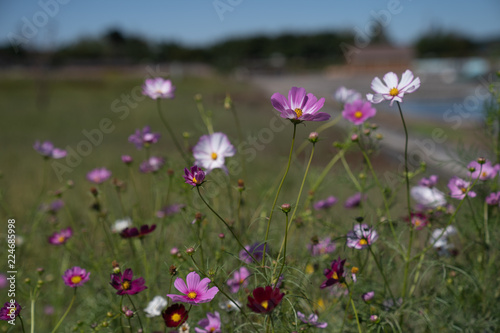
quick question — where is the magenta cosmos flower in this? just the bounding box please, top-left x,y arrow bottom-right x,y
110,268 -> 147,295
366,70 -> 420,106
239,242 -> 268,264
167,272 -> 219,305
346,224 -> 378,249
467,159 -> 499,180
62,266 -> 90,288
0,301 -> 21,321
143,77 -> 175,99
344,192 -> 365,208
195,311 -> 222,333
247,286 -> 284,314
129,126 -> 161,149
48,227 -> 73,245
320,257 -> 346,289
183,165 -> 206,187
227,267 -> 250,293
297,311 -> 328,328
342,99 -> 377,125
87,167 -> 112,184
448,176 -> 476,200
419,175 -> 438,188
313,196 -> 337,210
33,140 -> 67,159
307,237 -> 336,256
271,87 -> 330,123
408,212 -> 429,230
139,156 -> 165,173
193,132 -> 236,173
486,192 -> 500,205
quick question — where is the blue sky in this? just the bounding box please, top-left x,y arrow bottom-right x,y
1,0 -> 499,49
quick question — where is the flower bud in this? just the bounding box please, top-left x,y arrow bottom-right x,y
363,129 -> 371,136
351,134 -> 359,142
167,168 -> 174,177
477,157 -> 486,165
186,247 -> 195,255
125,310 -> 134,318
218,233 -> 225,239
237,179 -> 245,191
370,315 -> 379,323
194,94 -> 202,102
280,203 -> 291,213
224,94 -> 232,110
308,132 -> 319,143
169,265 -> 178,276
121,155 -> 133,165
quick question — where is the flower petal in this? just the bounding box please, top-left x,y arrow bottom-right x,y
288,87 -> 307,110
271,93 -> 289,113
186,271 -> 201,290
370,77 -> 388,94
382,72 -> 399,88
174,277 -> 189,294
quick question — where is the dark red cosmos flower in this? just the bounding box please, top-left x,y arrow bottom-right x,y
110,268 -> 147,295
320,257 -> 346,289
0,301 -> 21,321
120,224 -> 156,239
162,303 -> 188,328
247,286 -> 284,314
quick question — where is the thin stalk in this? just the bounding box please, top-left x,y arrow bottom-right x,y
340,154 -> 363,192
368,246 -> 395,301
197,218 -> 205,266
339,297 -> 350,333
157,99 -> 190,164
30,291 -> 35,333
229,102 -> 247,180
196,187 -> 257,264
276,212 -> 289,280
262,123 -> 297,266
126,294 -> 144,332
238,190 -> 244,237
195,97 -> 214,134
347,286 -> 363,333
119,296 -> 125,333
51,288 -> 76,333
484,201 -> 490,248
19,315 -> 26,333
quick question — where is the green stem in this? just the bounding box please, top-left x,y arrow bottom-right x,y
262,123 -> 297,266
30,291 -> 35,333
347,286 -> 362,333
305,150 -> 344,209
51,288 -> 76,333
340,154 -> 362,192
484,201 -> 490,248
368,245 -> 395,301
230,103 -> 247,180
126,294 -> 144,332
276,212 -> 289,281
197,217 -> 205,266
339,296 -> 350,333
195,97 -> 214,135
19,315 -> 26,333
119,296 -> 125,333
157,99 -> 190,164
196,187 -> 257,264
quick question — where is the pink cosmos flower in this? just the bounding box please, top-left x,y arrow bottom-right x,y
183,165 -> 206,187
167,272 -> 219,305
408,212 -> 429,230
344,192 -> 365,208
194,311 -> 222,333
313,196 -> 337,210
110,268 -> 147,295
342,100 -> 377,125
486,192 -> 500,205
307,237 -> 336,256
297,311 -> 328,328
193,132 -> 236,173
128,126 -> 161,149
419,175 -> 438,188
333,87 -> 361,105
139,156 -> 165,173
271,87 -> 330,123
48,227 -> 73,245
366,70 -> 420,106
227,267 -> 250,293
448,176 -> 476,200
86,167 -> 112,184
62,266 -> 90,288
467,160 -> 499,180
362,291 -> 375,302
142,78 -> 175,99
33,140 -> 67,159
346,224 -> 378,249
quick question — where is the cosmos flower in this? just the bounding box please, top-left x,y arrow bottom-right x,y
139,156 -> 165,173
183,165 -> 206,187
344,193 -> 365,208
271,87 -> 330,123
239,243 -> 268,264
467,160 -> 499,180
307,237 -> 336,256
33,140 -> 67,159
346,224 -> 378,250
362,291 -> 375,302
333,87 -> 362,105
313,196 -> 337,210
119,224 -> 156,239
342,99 -> 377,125
0,301 -> 21,321
194,311 -> 222,333
62,266 -> 90,288
419,175 -> 438,188
110,268 -> 147,295
219,300 -> 241,312
121,155 -> 133,165
247,286 -> 284,314
111,218 -> 133,233
430,226 -> 456,249
144,296 -> 168,318
86,168 -> 112,184
167,272 -> 219,305
162,303 -> 188,328
40,199 -> 65,214
448,176 -> 476,200
193,133 -> 236,173
408,212 -> 429,230
366,70 -> 421,106
156,204 -> 186,218
143,77 -> 175,100
297,311 -> 328,328
48,227 -> 73,245
486,192 -> 500,205
320,257 -> 346,289
410,186 -> 446,208
128,126 -> 161,149
226,267 -> 250,293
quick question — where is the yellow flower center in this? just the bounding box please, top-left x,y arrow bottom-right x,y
359,239 -> 368,245
332,271 -> 339,280
239,279 -> 244,284
389,87 -> 399,96
58,236 -> 66,243
481,171 -> 487,177
192,176 -> 197,184
305,264 -> 314,274
354,111 -> 363,119
187,291 -> 197,299
211,152 -> 218,160
351,267 -> 359,274
122,281 -> 131,290
171,313 -> 181,322
414,219 -> 421,227
70,276 -> 82,284
294,108 -> 303,118
261,300 -> 269,309
461,188 -> 467,193
210,328 -> 216,332
9,308 -> 15,315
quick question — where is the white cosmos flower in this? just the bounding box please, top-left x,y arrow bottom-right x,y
366,70 -> 420,106
144,296 -> 167,318
193,132 -> 236,173
111,218 -> 132,233
334,86 -> 361,104
410,186 -> 446,208
430,226 -> 456,249
219,300 -> 241,312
